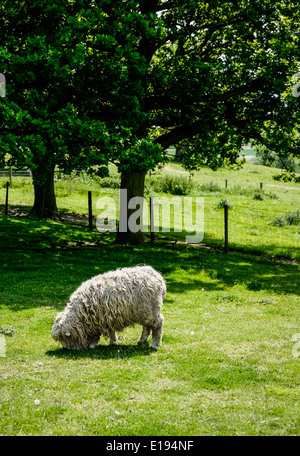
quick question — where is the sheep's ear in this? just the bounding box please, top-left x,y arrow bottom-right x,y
65,332 -> 71,337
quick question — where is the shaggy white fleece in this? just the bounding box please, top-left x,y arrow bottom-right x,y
51,265 -> 166,350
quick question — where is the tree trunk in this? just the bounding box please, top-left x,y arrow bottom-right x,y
30,166 -> 58,219
115,171 -> 146,245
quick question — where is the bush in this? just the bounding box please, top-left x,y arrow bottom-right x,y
272,216 -> 287,227
217,197 -> 233,209
200,181 -> 221,193
285,211 -> 300,226
148,175 -> 194,195
271,211 -> 300,227
97,177 -> 120,188
253,192 -> 264,200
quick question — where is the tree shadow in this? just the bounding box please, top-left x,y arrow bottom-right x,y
0,211 -> 299,316
46,342 -> 154,360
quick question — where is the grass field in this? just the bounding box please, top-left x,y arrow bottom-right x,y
0,161 -> 299,436
1,161 -> 299,259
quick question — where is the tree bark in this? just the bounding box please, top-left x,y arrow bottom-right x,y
30,165 -> 58,219
115,171 -> 146,245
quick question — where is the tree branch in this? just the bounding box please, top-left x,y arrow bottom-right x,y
153,119 -> 206,149
208,76 -> 267,103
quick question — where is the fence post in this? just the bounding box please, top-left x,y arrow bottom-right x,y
224,204 -> 229,253
150,197 -> 154,243
225,179 -> 228,189
88,191 -> 93,230
5,182 -> 9,215
260,182 -> 263,190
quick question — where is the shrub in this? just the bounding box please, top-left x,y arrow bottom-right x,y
97,177 -> 120,188
253,192 -> 264,200
271,211 -> 300,227
272,216 -> 287,227
285,210 -> 300,226
200,181 -> 221,193
217,197 -> 233,209
148,175 -> 194,195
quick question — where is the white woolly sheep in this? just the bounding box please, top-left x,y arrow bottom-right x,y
51,265 -> 166,350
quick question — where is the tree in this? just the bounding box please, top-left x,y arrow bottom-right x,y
0,1 -> 110,217
71,0 -> 300,244
1,1 -> 299,238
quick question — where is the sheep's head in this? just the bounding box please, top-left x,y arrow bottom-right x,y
51,311 -> 99,350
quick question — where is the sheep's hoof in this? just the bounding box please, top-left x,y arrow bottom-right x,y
150,343 -> 160,350
137,339 -> 148,345
89,343 -> 98,349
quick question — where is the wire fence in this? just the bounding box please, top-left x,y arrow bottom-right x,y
1,177 -> 299,259
198,202 -> 299,258
144,196 -> 299,259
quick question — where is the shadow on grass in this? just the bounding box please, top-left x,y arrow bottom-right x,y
46,342 -> 154,360
0,212 -> 299,315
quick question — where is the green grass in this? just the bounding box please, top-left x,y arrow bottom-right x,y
0,213 -> 299,436
152,163 -> 299,259
1,161 -> 299,259
0,161 -> 299,435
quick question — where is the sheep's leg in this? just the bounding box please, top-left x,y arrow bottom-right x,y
151,314 -> 164,349
109,329 -> 118,345
138,325 -> 151,344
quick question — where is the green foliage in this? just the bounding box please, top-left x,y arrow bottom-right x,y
1,1 -> 300,233
147,175 -> 194,195
286,211 -> 300,225
1,159 -> 299,257
217,197 -> 233,209
256,145 -> 300,172
272,211 -> 300,227
118,139 -> 164,174
273,172 -> 300,183
1,0 -> 300,181
0,2 -> 112,184
253,192 -> 264,201
271,216 -> 287,227
199,181 -> 222,193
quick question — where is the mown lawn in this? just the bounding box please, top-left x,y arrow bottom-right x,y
0,214 -> 299,436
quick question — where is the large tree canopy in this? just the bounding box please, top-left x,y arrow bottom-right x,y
1,0 -> 299,241
0,1 -> 114,216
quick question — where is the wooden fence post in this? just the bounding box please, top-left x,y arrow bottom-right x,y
88,191 -> 93,230
224,204 -> 229,253
150,197 -> 154,242
5,182 -> 9,215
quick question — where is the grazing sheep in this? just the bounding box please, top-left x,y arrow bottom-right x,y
51,265 -> 166,350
